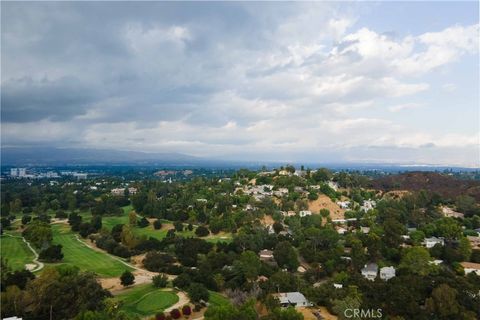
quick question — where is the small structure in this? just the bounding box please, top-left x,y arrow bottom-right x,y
360,227 -> 370,234
360,200 -> 376,212
333,283 -> 343,289
467,236 -> 480,249
274,292 -> 313,308
337,201 -> 351,209
423,237 -> 445,248
259,249 -> 275,263
336,227 -> 347,235
429,259 -> 444,266
111,188 -> 125,196
379,266 -> 396,281
460,262 -> 480,276
361,263 -> 378,281
128,187 -> 138,195
299,210 -> 312,217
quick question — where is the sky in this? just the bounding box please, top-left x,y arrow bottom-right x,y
1,1 -> 479,166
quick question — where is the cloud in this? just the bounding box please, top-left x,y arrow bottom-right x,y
1,2 -> 478,166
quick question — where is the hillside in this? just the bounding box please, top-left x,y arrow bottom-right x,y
371,172 -> 480,201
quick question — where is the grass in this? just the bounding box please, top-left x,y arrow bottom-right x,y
0,235 -> 36,271
209,291 -> 230,307
115,284 -> 179,316
49,224 -> 133,277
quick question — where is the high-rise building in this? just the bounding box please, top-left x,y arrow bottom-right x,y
18,168 -> 27,177
10,168 -> 18,177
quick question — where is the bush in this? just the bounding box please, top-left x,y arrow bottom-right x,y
170,308 -> 181,319
155,312 -> 166,320
152,274 -> 168,288
182,305 -> 192,316
55,210 -> 68,219
21,215 -> 32,225
187,282 -> 209,303
138,217 -> 150,228
120,270 -> 135,287
153,219 -> 162,230
195,226 -> 210,237
173,221 -> 183,232
39,244 -> 64,262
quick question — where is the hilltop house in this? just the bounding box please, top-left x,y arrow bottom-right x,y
259,249 -> 275,265
423,237 -> 445,248
337,201 -> 350,209
379,266 -> 396,281
361,263 -> 378,281
274,292 -> 313,308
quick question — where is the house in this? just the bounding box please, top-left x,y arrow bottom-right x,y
379,266 -> 396,281
310,185 -> 321,190
429,259 -> 444,266
474,228 -> 480,236
128,187 -> 138,195
299,210 -> 312,217
283,211 -> 296,217
196,198 -> 208,203
274,292 -> 313,308
111,188 -> 125,196
328,181 -> 339,191
360,200 -> 376,212
297,266 -> 307,273
337,201 -> 350,209
333,283 -> 343,289
467,236 -> 480,249
259,249 -> 274,262
460,262 -> 480,276
360,226 -> 370,234
441,206 -> 464,218
423,237 -> 445,248
361,263 -> 378,281
336,227 -> 347,235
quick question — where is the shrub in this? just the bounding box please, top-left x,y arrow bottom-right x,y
170,308 -> 181,319
173,221 -> 183,232
152,274 -> 168,288
187,282 -> 209,303
138,217 -> 150,228
195,226 -> 210,237
182,305 -> 192,316
39,244 -> 63,262
153,219 -> 162,230
120,270 -> 135,287
21,215 -> 31,225
155,312 -> 166,320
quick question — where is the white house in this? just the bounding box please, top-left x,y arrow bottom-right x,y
333,283 -> 343,289
274,292 -> 313,308
360,200 -> 376,212
259,249 -> 274,262
337,201 -> 350,209
299,210 -> 312,217
361,263 -> 378,281
360,227 -> 370,234
423,237 -> 445,248
460,262 -> 480,276
379,266 -> 396,281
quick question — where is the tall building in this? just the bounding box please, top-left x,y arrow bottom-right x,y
18,168 -> 27,177
10,168 -> 18,177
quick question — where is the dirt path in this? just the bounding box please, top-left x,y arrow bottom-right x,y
164,291 -> 189,312
4,233 -> 43,272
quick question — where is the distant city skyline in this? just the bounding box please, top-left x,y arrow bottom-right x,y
1,2 -> 479,167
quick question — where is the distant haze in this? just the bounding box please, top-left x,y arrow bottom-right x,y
1,2 -> 479,167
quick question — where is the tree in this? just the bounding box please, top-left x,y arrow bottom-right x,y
195,225 -> 210,237
39,244 -> 63,262
187,282 -> 209,303
274,241 -> 299,271
120,270 -> 135,287
182,305 -> 192,316
174,221 -> 183,232
137,216 -> 149,228
425,284 -> 462,319
399,247 -> 433,276
21,215 -> 31,225
152,274 -> 168,288
435,218 -> 462,240
9,199 -> 22,214
234,250 -> 262,281
153,219 -> 162,230
22,221 -> 52,248
128,211 -> 137,226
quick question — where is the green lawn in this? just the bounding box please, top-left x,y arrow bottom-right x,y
0,235 -> 36,271
115,284 -> 179,316
209,291 -> 230,307
50,224 -> 133,277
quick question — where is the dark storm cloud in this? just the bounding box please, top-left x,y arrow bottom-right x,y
1,76 -> 99,122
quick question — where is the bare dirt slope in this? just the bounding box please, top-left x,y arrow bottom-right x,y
308,194 -> 345,220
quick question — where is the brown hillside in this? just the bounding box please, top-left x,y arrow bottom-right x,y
371,172 -> 480,201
